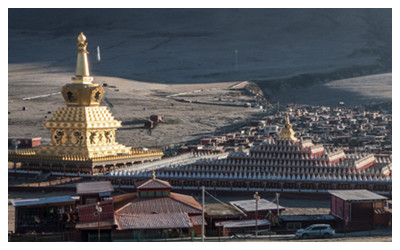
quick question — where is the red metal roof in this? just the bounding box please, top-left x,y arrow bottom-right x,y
112,193 -> 138,211
76,181 -> 114,195
115,212 -> 192,230
170,192 -> 202,211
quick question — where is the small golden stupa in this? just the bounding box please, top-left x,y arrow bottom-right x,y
9,33 -> 163,174
37,32 -> 131,158
278,113 -> 298,141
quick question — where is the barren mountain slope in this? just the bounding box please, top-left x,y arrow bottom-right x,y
9,9 -> 391,84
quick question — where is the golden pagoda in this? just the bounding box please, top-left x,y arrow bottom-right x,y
9,33 -> 163,175
278,113 -> 298,141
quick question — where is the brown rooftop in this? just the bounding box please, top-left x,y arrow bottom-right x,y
115,192 -> 202,215
115,212 -> 192,230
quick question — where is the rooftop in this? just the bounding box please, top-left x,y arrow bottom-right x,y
115,192 -> 202,215
328,189 -> 388,202
76,181 -> 114,195
115,212 -> 192,230
11,195 -> 75,207
230,199 -> 285,212
137,178 -> 172,190
279,214 -> 335,222
205,203 -> 244,218
216,219 -> 270,228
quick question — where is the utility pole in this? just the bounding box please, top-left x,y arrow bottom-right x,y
201,186 -> 205,242
96,202 -> 102,242
234,49 -> 238,71
276,193 -> 280,216
254,192 -> 260,238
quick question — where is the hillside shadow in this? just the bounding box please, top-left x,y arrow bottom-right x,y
8,9 -> 392,108
9,9 -> 391,84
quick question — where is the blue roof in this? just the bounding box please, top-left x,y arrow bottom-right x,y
218,219 -> 270,228
11,195 -> 75,207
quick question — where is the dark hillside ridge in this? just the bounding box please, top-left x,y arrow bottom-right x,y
9,9 -> 391,85
256,64 -> 387,100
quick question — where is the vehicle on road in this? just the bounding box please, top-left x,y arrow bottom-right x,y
295,224 -> 335,239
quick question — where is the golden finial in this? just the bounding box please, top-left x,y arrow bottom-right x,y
76,32 -> 88,54
77,32 -> 86,44
72,32 -> 92,82
152,170 -> 156,180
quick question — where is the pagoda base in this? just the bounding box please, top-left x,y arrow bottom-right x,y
8,148 -> 163,175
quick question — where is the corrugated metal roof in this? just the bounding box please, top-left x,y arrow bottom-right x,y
230,199 -> 285,212
11,195 -> 75,207
76,181 -> 114,195
328,189 -> 388,201
115,212 -> 192,230
218,219 -> 270,228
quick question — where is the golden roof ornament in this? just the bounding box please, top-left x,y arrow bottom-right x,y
278,113 -> 298,141
152,170 -> 156,180
77,32 -> 86,45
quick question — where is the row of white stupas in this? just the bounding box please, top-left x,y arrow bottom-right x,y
111,114 -> 391,187
111,168 -> 391,183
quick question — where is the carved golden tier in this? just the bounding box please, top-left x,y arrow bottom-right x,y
36,105 -> 131,158
62,83 -> 104,107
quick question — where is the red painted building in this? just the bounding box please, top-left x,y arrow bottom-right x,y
75,199 -> 115,241
113,175 -> 205,240
329,189 -> 390,232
